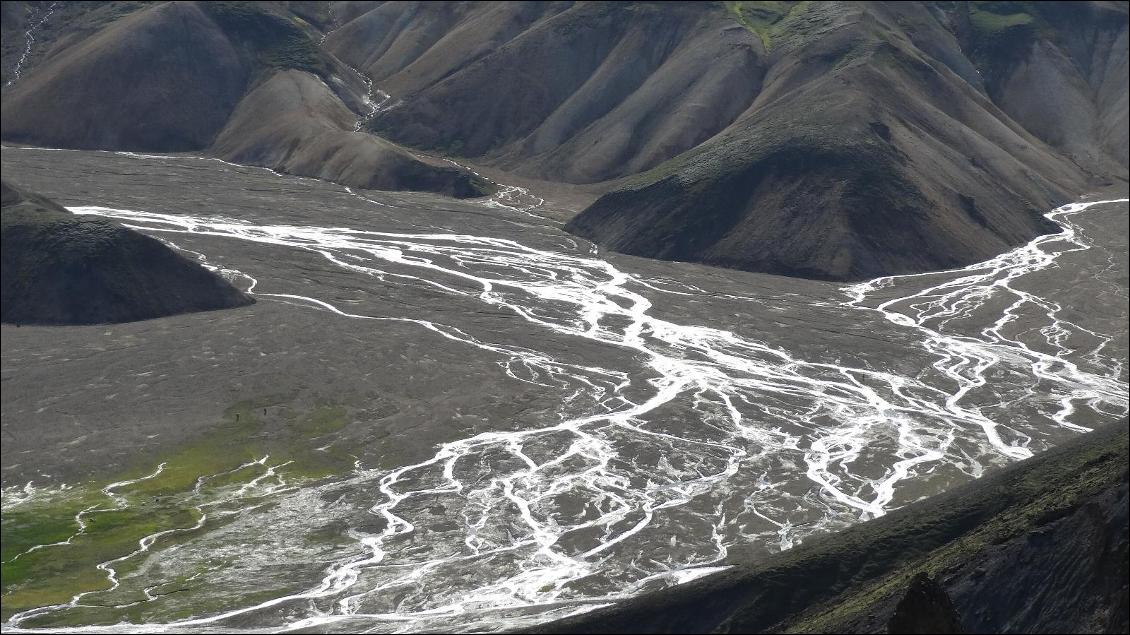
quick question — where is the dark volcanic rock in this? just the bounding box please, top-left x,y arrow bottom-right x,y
946,475 -> 1130,634
1,180 -> 253,325
887,573 -> 963,634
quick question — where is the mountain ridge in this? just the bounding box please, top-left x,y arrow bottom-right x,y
2,1 -> 1127,281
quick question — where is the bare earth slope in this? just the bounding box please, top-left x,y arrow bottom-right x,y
0,179 -> 253,324
1,1 -> 252,151
210,68 -> 492,197
324,1 -> 1128,281
342,2 -> 764,184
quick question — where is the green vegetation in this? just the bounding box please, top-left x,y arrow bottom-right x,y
292,404 -> 350,437
963,1 -> 1042,83
1,397 -> 359,622
723,1 -> 799,51
968,1 -> 1036,36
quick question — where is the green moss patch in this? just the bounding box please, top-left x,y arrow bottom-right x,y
1,397 -> 359,622
724,1 -> 799,51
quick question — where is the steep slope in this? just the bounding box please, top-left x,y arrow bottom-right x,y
1,1 -> 149,88
328,1 -> 1126,281
531,421 -> 1129,634
1,179 -> 254,325
211,68 -> 492,197
3,1 -> 1127,280
1,1 -> 252,150
334,1 -> 764,183
566,2 -> 1124,281
0,1 -> 488,197
958,1 -> 1130,174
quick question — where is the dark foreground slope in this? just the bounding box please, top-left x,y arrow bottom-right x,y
531,422 -> 1129,634
1,180 -> 253,324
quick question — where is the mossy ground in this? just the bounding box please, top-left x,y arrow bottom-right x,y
968,1 -> 1036,36
1,398 -> 359,622
723,1 -> 799,51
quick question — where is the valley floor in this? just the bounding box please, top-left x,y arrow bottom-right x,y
1,146 -> 1127,632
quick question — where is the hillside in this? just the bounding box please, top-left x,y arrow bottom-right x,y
530,421 -> 1129,634
566,2 -> 1128,280
1,179 -> 254,324
328,1 -> 1128,280
2,1 -> 1128,279
0,1 -> 490,198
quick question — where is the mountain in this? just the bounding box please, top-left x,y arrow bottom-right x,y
333,1 -> 762,183
0,1 -> 492,198
564,1 -> 1128,280
530,421 -> 1129,634
340,0 -> 1126,280
2,1 -> 1128,280
1,179 -> 254,324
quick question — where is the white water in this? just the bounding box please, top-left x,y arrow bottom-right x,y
4,2 -> 56,87
2,182 -> 1126,631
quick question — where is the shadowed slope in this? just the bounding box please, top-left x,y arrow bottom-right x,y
1,180 -> 253,325
338,1 -> 764,183
1,1 -> 251,151
211,68 -> 494,198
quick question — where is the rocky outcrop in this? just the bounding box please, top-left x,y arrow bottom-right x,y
1,180 -> 254,325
